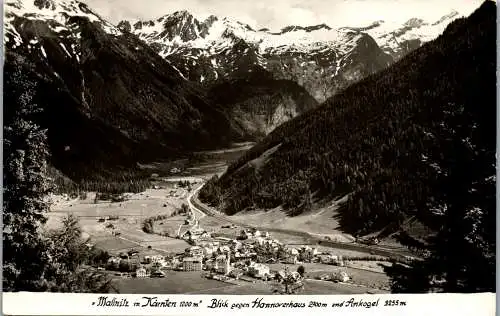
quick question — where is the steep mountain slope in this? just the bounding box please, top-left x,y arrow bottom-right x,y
208,72 -> 318,139
3,0 -> 237,179
199,1 -> 496,240
120,11 -> 461,101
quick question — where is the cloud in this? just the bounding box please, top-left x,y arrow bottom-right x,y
82,0 -> 485,29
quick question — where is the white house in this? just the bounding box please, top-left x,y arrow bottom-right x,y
255,237 -> 265,245
248,263 -> 270,279
287,248 -> 299,256
203,246 -> 216,257
136,267 -> 148,278
150,255 -> 164,264
187,246 -> 204,257
320,254 -> 337,264
333,271 -> 350,282
230,241 -> 242,251
285,254 -> 299,264
215,254 -> 231,275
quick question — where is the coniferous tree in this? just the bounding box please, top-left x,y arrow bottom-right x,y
43,214 -> 113,292
3,56 -> 53,291
3,56 -> 113,293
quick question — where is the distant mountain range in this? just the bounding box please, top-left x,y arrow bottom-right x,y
119,10 -> 462,101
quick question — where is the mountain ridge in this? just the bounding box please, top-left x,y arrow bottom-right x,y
119,9 -> 463,101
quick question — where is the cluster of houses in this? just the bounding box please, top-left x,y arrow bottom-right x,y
104,224 -> 347,283
318,271 -> 350,282
180,227 -> 211,241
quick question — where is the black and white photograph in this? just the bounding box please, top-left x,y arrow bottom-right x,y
2,0 -> 496,302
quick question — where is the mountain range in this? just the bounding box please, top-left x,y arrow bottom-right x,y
119,10 -> 462,101
3,0 -> 466,180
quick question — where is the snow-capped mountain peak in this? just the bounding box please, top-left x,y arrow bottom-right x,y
4,0 -> 122,47
432,10 -> 460,25
117,8 -> 462,101
346,10 -> 463,59
403,18 -> 425,28
118,10 -> 397,101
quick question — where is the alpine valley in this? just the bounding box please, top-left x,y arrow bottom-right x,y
3,0 -> 496,297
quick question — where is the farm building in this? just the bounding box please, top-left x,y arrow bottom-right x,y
248,263 -> 270,279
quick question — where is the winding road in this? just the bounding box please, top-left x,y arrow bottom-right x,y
187,183 -> 207,229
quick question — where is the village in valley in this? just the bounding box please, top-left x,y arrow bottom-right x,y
47,156 -> 393,295
108,223 -> 351,291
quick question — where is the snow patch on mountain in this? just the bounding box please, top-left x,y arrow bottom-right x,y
343,11 -> 462,58
4,0 -> 122,46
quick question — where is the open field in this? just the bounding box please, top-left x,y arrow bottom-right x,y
267,263 -> 390,290
154,214 -> 187,237
93,237 -> 139,252
345,261 -> 392,274
229,197 -> 354,243
114,271 -> 230,294
46,182 -> 193,257
138,142 -> 256,179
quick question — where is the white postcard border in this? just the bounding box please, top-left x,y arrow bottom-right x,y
2,292 -> 496,316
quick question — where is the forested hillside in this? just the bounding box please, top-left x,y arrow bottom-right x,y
200,0 -> 496,242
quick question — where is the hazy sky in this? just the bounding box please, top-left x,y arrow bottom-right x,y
82,0 -> 486,30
